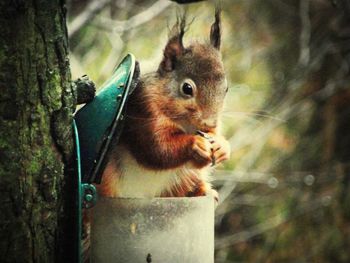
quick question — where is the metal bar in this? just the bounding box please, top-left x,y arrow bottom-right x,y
73,120 -> 82,263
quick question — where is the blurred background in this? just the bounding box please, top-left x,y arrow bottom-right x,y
67,0 -> 350,262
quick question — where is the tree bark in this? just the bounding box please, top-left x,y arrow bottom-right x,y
0,0 -> 75,262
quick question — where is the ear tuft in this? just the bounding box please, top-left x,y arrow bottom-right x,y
158,14 -> 186,73
210,8 -> 221,50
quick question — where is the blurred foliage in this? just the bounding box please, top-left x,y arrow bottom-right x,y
68,0 -> 350,262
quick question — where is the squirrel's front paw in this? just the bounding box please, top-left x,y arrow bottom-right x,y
209,134 -> 231,166
191,135 -> 213,168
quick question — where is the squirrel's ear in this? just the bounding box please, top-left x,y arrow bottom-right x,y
158,16 -> 186,73
210,8 -> 221,50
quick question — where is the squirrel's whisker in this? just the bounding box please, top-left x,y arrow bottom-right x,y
222,111 -> 286,122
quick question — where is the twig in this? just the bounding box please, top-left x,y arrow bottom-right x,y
215,196 -> 332,249
170,0 -> 205,3
68,0 -> 111,38
298,0 -> 311,66
95,0 -> 173,33
217,41 -> 335,205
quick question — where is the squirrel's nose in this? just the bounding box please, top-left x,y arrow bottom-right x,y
201,118 -> 217,129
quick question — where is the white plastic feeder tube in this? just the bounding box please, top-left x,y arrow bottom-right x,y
91,195 -> 214,263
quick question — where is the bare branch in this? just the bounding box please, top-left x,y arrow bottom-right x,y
215,196 -> 333,249
68,0 -> 111,38
170,0 -> 205,3
298,0 -> 311,66
95,0 -> 173,33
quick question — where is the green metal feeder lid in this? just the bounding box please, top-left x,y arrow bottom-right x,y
74,54 -> 137,184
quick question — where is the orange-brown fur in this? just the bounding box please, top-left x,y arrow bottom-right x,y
97,11 -> 229,199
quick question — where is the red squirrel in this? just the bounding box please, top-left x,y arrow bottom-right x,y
97,10 -> 230,199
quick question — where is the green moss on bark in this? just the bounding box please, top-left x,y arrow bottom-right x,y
0,0 -> 75,262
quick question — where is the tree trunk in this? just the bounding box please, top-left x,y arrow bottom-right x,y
0,0 -> 75,262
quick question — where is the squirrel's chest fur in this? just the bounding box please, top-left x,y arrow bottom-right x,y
117,145 -> 178,197
99,122 -> 213,198
114,145 -> 210,198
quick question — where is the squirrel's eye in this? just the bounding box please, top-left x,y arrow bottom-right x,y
182,82 -> 193,96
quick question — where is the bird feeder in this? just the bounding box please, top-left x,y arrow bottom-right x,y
73,54 -> 215,263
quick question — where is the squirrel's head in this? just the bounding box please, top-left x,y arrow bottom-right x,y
157,10 -> 227,133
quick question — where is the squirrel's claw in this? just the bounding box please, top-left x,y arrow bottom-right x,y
192,135 -> 213,167
196,131 -> 231,166
208,134 -> 231,166
209,189 -> 219,204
